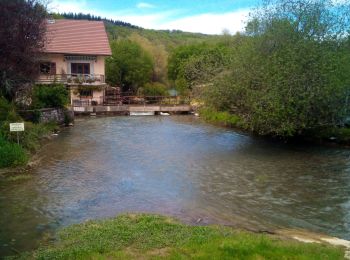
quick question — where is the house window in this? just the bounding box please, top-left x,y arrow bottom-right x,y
79,89 -> 93,98
40,62 -> 56,75
71,63 -> 90,75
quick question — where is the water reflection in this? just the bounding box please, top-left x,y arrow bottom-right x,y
1,116 -> 350,256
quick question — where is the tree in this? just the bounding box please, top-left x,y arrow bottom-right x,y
165,0 -> 350,136
0,0 -> 47,100
168,43 -> 231,95
245,0 -> 350,135
106,40 -> 153,92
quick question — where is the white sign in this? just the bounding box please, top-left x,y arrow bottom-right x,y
10,123 -> 25,132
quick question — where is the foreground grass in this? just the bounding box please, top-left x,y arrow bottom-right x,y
17,214 -> 344,259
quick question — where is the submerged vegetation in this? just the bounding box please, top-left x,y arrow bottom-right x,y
19,214 -> 344,259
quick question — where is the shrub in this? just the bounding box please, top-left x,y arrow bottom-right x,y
20,122 -> 58,152
138,82 -> 168,96
31,84 -> 69,109
0,135 -> 28,168
0,121 -> 58,153
199,108 -> 245,128
0,97 -> 21,122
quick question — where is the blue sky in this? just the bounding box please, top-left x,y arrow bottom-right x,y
48,0 -> 260,34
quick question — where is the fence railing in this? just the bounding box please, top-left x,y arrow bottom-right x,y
72,95 -> 191,107
36,74 -> 105,84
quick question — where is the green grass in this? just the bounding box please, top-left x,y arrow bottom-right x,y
0,120 -> 59,168
199,108 -> 245,128
17,214 -> 344,260
0,136 -> 28,168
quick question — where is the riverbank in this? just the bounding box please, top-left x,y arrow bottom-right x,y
198,108 -> 350,147
0,122 -> 61,169
16,213 -> 344,259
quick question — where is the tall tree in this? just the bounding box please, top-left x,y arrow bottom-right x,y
0,0 -> 47,100
106,40 -> 153,92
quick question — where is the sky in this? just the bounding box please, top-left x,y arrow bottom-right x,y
48,0 -> 260,35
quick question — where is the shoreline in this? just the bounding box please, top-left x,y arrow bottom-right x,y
14,213 -> 348,259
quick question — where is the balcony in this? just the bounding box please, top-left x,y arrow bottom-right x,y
36,74 -> 106,85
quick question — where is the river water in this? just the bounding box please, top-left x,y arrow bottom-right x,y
1,116 -> 350,256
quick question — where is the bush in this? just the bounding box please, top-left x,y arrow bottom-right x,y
138,82 -> 168,96
199,108 -> 244,128
0,135 -> 28,168
0,120 -> 58,153
0,97 -> 21,122
20,122 -> 58,152
31,84 -> 69,109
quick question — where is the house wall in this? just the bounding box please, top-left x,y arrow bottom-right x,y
94,56 -> 106,76
70,87 -> 104,105
38,54 -> 107,79
37,54 -> 67,82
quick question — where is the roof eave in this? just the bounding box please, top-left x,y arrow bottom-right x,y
41,51 -> 112,56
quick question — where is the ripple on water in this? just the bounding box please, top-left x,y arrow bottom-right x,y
1,116 -> 350,257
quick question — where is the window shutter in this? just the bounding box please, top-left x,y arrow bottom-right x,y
50,63 -> 56,75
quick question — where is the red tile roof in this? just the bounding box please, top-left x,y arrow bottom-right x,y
43,19 -> 112,56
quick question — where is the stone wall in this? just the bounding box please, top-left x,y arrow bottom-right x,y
19,108 -> 74,125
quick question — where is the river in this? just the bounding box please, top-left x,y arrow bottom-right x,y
1,116 -> 350,256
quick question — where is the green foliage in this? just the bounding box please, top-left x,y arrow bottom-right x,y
0,135 -> 27,168
22,214 -> 344,259
0,96 -> 21,122
0,96 -> 59,168
199,108 -> 245,128
168,42 -> 232,95
31,84 -> 69,109
138,82 -> 168,96
106,40 -> 154,92
20,122 -> 58,152
0,120 -> 58,153
169,0 -> 350,137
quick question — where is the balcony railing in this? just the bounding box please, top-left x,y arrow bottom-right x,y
36,74 -> 105,84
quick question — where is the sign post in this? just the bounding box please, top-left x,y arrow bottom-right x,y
10,123 -> 25,145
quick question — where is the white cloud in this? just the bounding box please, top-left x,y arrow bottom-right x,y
137,2 -> 155,9
47,0 -> 250,35
155,9 -> 250,35
48,0 -> 88,14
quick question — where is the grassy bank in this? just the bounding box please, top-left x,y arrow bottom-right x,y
199,108 -> 350,145
0,89 -> 67,169
199,108 -> 245,128
0,121 -> 59,169
17,214 -> 344,259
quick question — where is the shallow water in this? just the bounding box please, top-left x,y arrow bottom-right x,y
1,116 -> 350,256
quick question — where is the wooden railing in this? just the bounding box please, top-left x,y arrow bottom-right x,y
36,74 -> 105,84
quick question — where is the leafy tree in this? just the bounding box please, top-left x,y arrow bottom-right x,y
168,43 -> 231,95
138,82 -> 168,96
0,0 -> 47,100
106,40 -> 153,92
171,0 -> 350,136
235,0 -> 350,135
